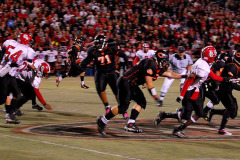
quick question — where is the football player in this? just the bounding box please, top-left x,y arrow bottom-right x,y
0,33 -> 36,123
6,59 -> 52,123
56,37 -> 89,88
133,43 -> 155,89
203,52 -> 232,119
96,50 -> 187,135
154,46 -> 229,138
15,59 -> 52,113
80,35 -> 129,119
206,50 -> 240,135
153,52 -> 232,127
133,43 -> 155,65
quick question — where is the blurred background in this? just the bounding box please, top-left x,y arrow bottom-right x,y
1,0 -> 240,75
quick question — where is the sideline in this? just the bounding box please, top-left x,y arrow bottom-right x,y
0,133 -> 142,160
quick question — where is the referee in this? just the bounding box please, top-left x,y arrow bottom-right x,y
159,46 -> 193,106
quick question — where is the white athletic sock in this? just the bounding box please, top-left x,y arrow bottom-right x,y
127,119 -> 135,124
160,96 -> 164,101
59,76 -> 63,81
101,116 -> 109,124
206,101 -> 214,109
81,81 -> 84,85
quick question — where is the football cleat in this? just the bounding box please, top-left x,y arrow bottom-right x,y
56,77 -> 60,87
218,129 -> 232,136
97,116 -> 106,135
13,109 -> 24,116
81,84 -> 89,89
32,104 -> 43,111
5,113 -> 20,124
157,100 -> 163,107
153,111 -> 165,126
122,112 -> 129,120
172,129 -> 187,138
124,123 -> 143,133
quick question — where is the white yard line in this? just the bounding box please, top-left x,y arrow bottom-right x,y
0,134 -> 142,160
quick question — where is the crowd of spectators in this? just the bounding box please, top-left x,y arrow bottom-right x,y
0,0 -> 240,55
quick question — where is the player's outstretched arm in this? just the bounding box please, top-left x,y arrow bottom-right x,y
33,88 -> 52,111
133,56 -> 139,66
162,71 -> 187,79
176,73 -> 195,103
145,75 -> 162,106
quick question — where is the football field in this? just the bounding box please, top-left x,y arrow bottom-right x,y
0,76 -> 240,160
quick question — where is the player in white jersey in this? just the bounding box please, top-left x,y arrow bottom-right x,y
133,43 -> 155,88
0,33 -> 36,123
159,46 -> 193,106
12,58 -> 52,117
154,46 -> 229,138
133,43 -> 155,65
0,34 -> 35,77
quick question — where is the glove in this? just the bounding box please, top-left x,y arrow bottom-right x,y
44,103 -> 53,111
34,69 -> 42,77
176,96 -> 184,103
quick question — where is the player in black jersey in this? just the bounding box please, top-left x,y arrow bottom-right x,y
96,50 -> 186,135
56,37 -> 89,88
203,52 -> 232,119
206,51 -> 240,135
81,35 -> 129,119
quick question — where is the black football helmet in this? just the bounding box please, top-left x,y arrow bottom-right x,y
216,52 -> 232,64
93,35 -> 108,51
154,50 -> 169,68
233,50 -> 240,66
75,37 -> 86,47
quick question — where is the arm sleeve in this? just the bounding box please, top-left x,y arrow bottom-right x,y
133,56 -> 139,65
34,88 -> 46,105
0,63 -> 11,77
180,77 -> 195,97
208,70 -> 223,81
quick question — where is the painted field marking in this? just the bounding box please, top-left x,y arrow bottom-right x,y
0,133 -> 142,160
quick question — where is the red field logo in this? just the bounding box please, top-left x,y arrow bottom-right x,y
14,119 -> 240,141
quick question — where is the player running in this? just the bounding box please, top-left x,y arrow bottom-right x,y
97,50 -> 187,135
81,35 -> 129,119
154,46 -> 230,138
56,37 -> 89,88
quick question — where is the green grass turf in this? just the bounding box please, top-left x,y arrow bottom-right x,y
0,76 -> 239,160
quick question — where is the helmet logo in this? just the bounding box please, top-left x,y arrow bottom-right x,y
158,53 -> 164,58
236,52 -> 240,58
23,34 -> 29,40
209,51 -> 214,57
40,66 -> 44,72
